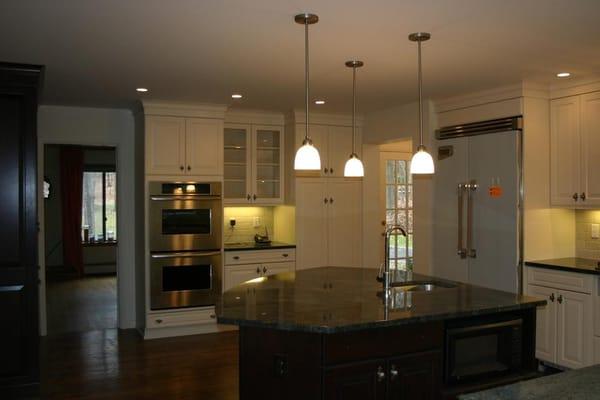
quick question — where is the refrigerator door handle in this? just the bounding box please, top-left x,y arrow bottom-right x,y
457,183 -> 467,258
466,180 -> 478,258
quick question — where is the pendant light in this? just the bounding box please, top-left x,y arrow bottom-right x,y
294,13 -> 321,171
409,32 -> 435,174
344,60 -> 365,177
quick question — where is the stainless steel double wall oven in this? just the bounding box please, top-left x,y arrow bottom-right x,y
149,181 -> 222,310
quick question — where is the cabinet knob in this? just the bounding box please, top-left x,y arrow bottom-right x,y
210,314 -> 216,319
180,165 -> 184,171
549,293 -> 555,302
187,165 -> 191,171
324,198 -> 329,204
573,192 -> 579,201
247,194 -> 251,201
263,266 -> 267,273
330,197 -> 334,204
376,366 -> 385,382
390,365 -> 399,380
256,267 -> 260,274
330,167 -> 334,174
581,192 -> 586,201
324,167 -> 328,174
557,294 -> 563,304
253,194 -> 257,201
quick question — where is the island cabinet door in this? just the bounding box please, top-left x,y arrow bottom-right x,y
387,350 -> 441,400
323,359 -> 387,400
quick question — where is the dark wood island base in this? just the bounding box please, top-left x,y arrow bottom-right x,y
239,309 -> 537,400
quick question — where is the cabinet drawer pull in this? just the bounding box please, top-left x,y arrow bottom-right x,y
247,194 -> 251,201
573,192 -> 579,201
549,293 -> 555,302
376,366 -> 385,382
210,314 -> 216,319
263,266 -> 267,273
156,319 -> 163,324
253,194 -> 257,201
282,253 -> 289,258
233,256 -> 240,260
256,267 -> 260,274
581,192 -> 586,201
557,294 -> 563,304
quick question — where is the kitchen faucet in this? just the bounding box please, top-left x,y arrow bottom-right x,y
377,225 -> 408,297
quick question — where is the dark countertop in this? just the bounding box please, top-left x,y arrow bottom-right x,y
459,364 -> 600,400
525,257 -> 600,276
224,241 -> 296,252
216,267 -> 546,334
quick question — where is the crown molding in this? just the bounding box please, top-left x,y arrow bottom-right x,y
285,109 -> 364,127
225,108 -> 284,126
550,75 -> 600,99
141,101 -> 227,119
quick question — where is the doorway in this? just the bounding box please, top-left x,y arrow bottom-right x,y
43,144 -> 118,335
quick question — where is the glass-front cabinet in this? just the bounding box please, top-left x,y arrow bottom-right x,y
224,124 -> 283,204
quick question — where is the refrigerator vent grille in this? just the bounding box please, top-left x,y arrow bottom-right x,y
436,116 -> 522,140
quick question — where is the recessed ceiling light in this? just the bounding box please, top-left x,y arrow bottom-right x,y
315,100 -> 325,105
136,88 -> 148,92
556,72 -> 571,78
231,94 -> 243,99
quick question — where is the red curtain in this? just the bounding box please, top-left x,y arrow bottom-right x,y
60,146 -> 84,275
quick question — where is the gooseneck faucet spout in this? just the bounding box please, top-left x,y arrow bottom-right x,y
378,225 -> 408,297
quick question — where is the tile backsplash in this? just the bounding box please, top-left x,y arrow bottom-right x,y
223,207 -> 274,244
576,210 -> 600,260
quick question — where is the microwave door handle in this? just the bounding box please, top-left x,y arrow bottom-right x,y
150,195 -> 222,201
457,183 -> 467,258
151,251 -> 221,259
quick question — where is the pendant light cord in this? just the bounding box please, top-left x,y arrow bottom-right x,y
417,39 -> 424,148
352,65 -> 356,154
304,20 -> 310,141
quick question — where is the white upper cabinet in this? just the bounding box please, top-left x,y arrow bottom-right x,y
551,96 -> 580,206
185,118 -> 224,176
223,122 -> 284,205
146,116 -> 186,175
580,91 -> 600,206
551,92 -> 600,207
327,125 -> 354,178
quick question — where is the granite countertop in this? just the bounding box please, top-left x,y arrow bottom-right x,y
216,267 -> 546,333
224,241 -> 296,251
459,364 -> 600,400
525,257 -> 600,275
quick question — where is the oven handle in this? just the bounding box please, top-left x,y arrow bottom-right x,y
150,195 -> 222,201
151,251 -> 221,259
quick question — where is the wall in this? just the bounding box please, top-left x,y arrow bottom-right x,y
44,145 -> 117,272
576,210 -> 600,260
362,100 -> 435,274
38,105 -> 137,333
223,207 -> 274,244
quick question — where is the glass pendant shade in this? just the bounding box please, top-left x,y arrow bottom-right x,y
410,145 -> 435,174
294,138 -> 321,170
344,153 -> 364,177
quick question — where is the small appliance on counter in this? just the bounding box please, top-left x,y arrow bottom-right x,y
254,226 -> 271,245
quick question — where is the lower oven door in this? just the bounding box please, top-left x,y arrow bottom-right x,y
445,318 -> 523,384
150,251 -> 222,310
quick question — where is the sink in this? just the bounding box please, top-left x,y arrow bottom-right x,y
389,281 -> 456,292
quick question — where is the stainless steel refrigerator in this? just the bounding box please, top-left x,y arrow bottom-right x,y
432,117 -> 522,294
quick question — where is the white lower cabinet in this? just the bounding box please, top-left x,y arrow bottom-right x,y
224,249 -> 296,292
526,268 -> 594,369
594,337 -> 600,364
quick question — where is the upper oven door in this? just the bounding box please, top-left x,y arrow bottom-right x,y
149,195 -> 222,252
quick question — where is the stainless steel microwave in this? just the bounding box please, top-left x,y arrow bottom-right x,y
149,181 -> 222,253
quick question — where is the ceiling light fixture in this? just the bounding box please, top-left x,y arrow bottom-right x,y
136,88 -> 148,92
556,72 -> 571,78
344,60 -> 365,177
294,13 -> 321,171
409,32 -> 435,175
315,100 -> 325,105
231,93 -> 243,99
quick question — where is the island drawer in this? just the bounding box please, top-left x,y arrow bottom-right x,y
322,322 -> 444,365
225,249 -> 295,265
526,266 -> 593,294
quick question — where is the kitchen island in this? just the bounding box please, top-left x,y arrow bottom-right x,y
217,267 -> 545,400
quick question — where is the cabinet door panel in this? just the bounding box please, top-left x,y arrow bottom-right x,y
224,124 -> 252,203
550,97 -> 580,206
253,126 -> 284,204
295,124 -> 328,176
580,92 -> 600,206
327,180 -> 362,267
185,118 -> 223,176
557,289 -> 593,368
296,179 -> 327,269
324,360 -> 386,400
327,125 -> 353,177
146,116 -> 186,175
388,351 -> 441,400
262,261 -> 295,277
526,284 -> 556,363
224,263 -> 262,292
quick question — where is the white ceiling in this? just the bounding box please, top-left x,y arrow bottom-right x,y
1,0 -> 600,112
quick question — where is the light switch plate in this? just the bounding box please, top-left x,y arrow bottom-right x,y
592,224 -> 600,239
253,216 -> 261,227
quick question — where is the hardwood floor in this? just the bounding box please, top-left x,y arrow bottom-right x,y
40,329 -> 239,399
46,273 -> 117,335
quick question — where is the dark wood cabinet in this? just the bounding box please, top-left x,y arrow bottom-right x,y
324,359 -> 387,400
388,351 -> 441,400
0,62 -> 43,396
